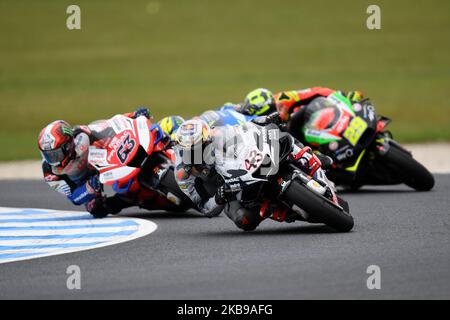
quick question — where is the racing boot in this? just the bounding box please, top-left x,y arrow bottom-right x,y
270,207 -> 289,222
270,207 -> 307,223
290,146 -> 339,205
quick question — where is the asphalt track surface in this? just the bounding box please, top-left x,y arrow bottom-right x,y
0,176 -> 449,299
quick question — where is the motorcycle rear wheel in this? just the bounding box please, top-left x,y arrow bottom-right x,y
283,180 -> 354,232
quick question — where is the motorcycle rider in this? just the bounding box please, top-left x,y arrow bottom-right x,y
236,87 -> 365,121
173,117 -> 331,231
152,115 -> 185,148
38,108 -> 184,218
226,87 -> 365,165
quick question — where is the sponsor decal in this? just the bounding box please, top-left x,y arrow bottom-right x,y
102,171 -> 114,179
244,149 -> 263,170
61,125 -> 72,136
307,129 -> 322,137
88,148 -> 108,167
335,114 -> 351,133
261,128 -> 267,143
225,177 -> 240,184
268,129 -> 279,140
366,105 -> 376,122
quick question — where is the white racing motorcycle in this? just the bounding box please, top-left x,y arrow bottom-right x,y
212,122 -> 354,232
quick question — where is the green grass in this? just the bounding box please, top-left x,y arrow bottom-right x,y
1,0 -> 449,160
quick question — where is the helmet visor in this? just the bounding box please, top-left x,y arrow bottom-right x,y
42,147 -> 66,166
41,140 -> 74,166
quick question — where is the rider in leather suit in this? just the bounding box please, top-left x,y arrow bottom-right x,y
235,87 -> 365,121
38,108 -> 183,218
173,117 -> 328,231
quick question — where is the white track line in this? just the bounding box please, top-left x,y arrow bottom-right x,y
0,207 -> 157,264
0,225 -> 138,236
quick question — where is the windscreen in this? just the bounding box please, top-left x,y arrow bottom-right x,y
304,98 -> 342,131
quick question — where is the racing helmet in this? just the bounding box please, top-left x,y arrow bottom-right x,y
38,120 -> 75,167
175,119 -> 211,149
158,115 -> 185,140
243,88 -> 276,116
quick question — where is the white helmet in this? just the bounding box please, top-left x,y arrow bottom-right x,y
175,119 -> 212,149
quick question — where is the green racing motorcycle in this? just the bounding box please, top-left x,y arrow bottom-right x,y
287,92 -> 435,191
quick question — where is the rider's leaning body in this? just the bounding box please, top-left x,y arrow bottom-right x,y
229,87 -> 365,121
173,118 -> 328,231
38,109 -> 184,217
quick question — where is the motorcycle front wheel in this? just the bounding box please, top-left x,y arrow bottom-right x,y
381,144 -> 435,191
283,180 -> 354,232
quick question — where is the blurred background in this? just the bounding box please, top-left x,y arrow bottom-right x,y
1,0 -> 449,160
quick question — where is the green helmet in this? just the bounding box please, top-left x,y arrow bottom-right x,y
243,88 -> 275,116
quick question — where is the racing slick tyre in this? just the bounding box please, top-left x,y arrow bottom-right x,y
283,180 -> 354,232
382,144 -> 435,191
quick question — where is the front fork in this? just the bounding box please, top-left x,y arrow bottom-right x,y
373,133 -> 391,156
273,163 -> 338,206
373,132 -> 411,157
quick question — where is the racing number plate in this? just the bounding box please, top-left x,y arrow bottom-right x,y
343,116 -> 368,146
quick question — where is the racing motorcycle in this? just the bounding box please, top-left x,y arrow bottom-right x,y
205,94 -> 435,191
212,122 -> 354,232
87,114 -> 194,210
287,92 -> 435,191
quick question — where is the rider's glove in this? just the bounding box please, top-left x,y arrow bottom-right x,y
241,104 -> 257,116
265,112 -> 282,125
215,184 -> 234,205
134,107 -> 151,119
346,90 -> 364,102
251,116 -> 267,125
86,175 -> 102,194
251,112 -> 282,126
85,195 -> 122,218
275,100 -> 291,122
85,196 -> 109,218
